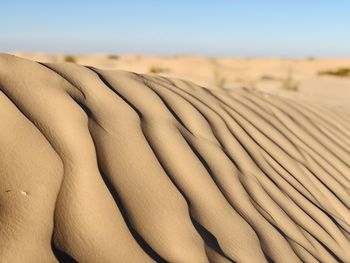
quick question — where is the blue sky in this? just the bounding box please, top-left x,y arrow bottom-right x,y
1,0 -> 350,57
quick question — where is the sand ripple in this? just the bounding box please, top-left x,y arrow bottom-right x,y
0,54 -> 349,262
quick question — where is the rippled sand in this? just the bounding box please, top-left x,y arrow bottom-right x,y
0,54 -> 349,262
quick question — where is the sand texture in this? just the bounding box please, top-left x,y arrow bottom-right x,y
0,54 -> 350,262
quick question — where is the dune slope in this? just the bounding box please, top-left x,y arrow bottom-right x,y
0,54 -> 349,262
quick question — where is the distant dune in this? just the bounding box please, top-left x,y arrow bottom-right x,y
0,54 -> 349,262
11,52 -> 350,111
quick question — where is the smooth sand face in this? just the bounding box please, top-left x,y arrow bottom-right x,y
0,54 -> 349,262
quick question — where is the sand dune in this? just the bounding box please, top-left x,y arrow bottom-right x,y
0,54 -> 349,262
11,52 -> 350,111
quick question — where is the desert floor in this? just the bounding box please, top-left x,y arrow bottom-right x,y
12,52 -> 350,110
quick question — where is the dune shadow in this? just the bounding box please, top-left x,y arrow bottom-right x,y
52,241 -> 77,263
191,219 -> 234,262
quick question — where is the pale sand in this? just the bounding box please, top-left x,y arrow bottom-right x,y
11,52 -> 350,111
0,54 -> 349,262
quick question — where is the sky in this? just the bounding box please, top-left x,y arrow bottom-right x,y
1,0 -> 350,57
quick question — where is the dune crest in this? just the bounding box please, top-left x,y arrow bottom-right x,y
0,54 -> 349,262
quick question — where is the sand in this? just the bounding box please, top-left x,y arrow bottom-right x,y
11,52 -> 350,110
0,53 -> 349,262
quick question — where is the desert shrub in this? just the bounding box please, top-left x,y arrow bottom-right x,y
149,66 -> 169,74
281,67 -> 299,91
209,58 -> 226,88
64,55 -> 76,63
260,74 -> 280,81
213,68 -> 226,89
318,68 -> 350,77
108,54 -> 119,59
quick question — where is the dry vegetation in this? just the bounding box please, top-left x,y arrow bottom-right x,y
281,67 -> 299,91
63,55 -> 76,63
213,68 -> 226,88
149,65 -> 170,74
108,55 -> 119,60
260,75 -> 280,81
318,67 -> 350,77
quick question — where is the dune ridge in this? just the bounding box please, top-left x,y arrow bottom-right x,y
0,54 -> 349,262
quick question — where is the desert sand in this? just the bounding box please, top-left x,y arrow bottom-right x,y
0,53 -> 349,262
11,52 -> 350,111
